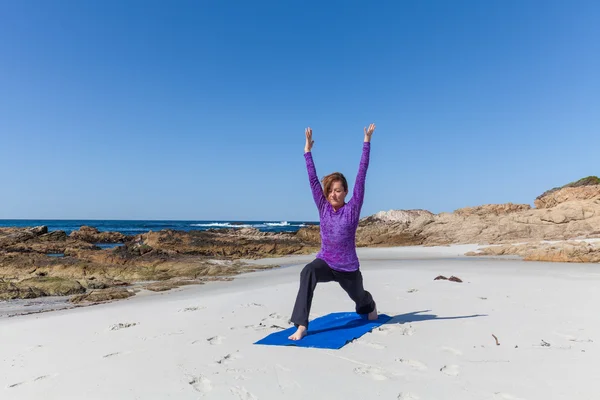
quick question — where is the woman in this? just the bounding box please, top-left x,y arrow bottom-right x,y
288,123 -> 378,341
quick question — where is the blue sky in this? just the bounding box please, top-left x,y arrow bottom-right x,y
1,1 -> 599,221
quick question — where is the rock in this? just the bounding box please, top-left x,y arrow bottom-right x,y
470,240 -> 600,263
0,226 -> 96,254
70,287 -> 135,303
19,277 -> 86,296
138,229 -> 315,258
0,226 -> 47,246
69,226 -> 128,243
454,203 -> 531,217
535,176 -> 600,208
535,183 -> 600,209
294,225 -> 320,245
78,277 -> 128,290
38,231 -> 68,242
30,226 -> 49,236
407,199 -> 600,245
143,279 -> 203,292
0,281 -> 45,300
360,209 -> 433,225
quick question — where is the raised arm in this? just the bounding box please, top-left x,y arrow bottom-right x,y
350,123 -> 375,213
304,127 -> 327,211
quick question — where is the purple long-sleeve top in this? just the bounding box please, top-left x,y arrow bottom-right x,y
305,142 -> 370,272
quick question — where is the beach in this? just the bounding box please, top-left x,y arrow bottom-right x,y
1,245 -> 598,400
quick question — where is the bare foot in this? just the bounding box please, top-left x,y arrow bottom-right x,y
288,325 -> 307,341
368,305 -> 378,321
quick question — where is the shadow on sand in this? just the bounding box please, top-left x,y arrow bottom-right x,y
386,309 -> 487,325
305,310 -> 485,337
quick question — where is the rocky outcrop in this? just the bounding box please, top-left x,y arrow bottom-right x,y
454,203 -> 531,217
409,199 -> 600,245
360,209 -> 433,224
535,182 -> 600,209
18,277 -> 86,296
467,240 -> 600,263
69,226 -> 128,243
138,228 -> 316,258
0,226 -> 97,254
0,226 -> 48,246
70,287 -> 135,304
0,277 -> 85,300
357,209 -> 432,247
0,281 -> 44,300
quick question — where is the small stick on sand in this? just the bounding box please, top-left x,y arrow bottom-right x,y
492,334 -> 500,346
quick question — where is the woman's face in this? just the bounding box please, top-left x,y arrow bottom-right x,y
328,180 -> 348,209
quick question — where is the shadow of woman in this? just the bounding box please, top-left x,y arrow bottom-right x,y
386,310 -> 487,325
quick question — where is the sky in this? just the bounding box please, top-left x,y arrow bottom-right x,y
1,0 -> 599,221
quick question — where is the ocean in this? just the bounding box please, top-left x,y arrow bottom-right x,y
0,220 -> 317,236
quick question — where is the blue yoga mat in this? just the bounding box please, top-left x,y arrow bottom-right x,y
254,312 -> 392,350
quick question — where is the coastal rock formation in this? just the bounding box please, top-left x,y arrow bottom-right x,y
454,203 -> 531,217
345,178 -> 600,247
138,228 -> 316,258
3,176 -> 600,301
410,199 -> 600,245
0,238 -> 279,300
467,240 -> 600,263
534,177 -> 600,209
0,281 -> 44,300
70,287 -> 136,304
0,226 -> 97,254
0,277 -> 85,300
0,226 -> 49,246
69,226 -> 128,243
361,209 -> 433,224
357,209 -> 432,246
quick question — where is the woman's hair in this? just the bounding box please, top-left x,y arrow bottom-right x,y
322,172 -> 348,196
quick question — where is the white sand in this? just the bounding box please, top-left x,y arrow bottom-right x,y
1,245 -> 599,399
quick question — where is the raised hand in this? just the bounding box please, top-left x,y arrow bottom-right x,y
364,123 -> 376,142
305,127 -> 314,153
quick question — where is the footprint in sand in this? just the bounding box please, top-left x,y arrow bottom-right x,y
554,332 -> 594,343
217,351 -> 242,365
189,374 -> 212,395
398,392 -> 420,400
253,313 -> 291,331
441,346 -> 463,356
374,324 -> 414,336
8,374 -> 55,389
179,306 -> 206,312
230,385 -> 258,400
103,351 -> 132,358
396,358 -> 427,371
440,364 -> 460,376
109,322 -> 138,331
353,366 -> 394,381
240,303 -> 264,308
207,335 -> 224,345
